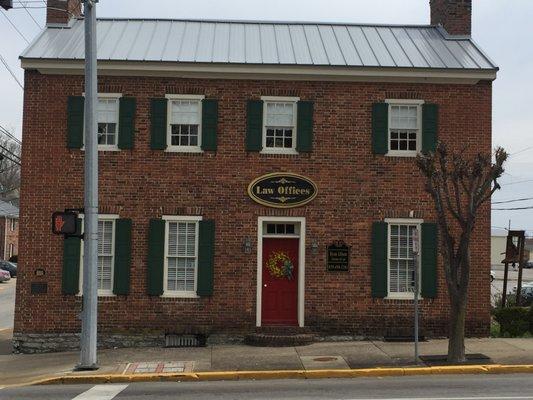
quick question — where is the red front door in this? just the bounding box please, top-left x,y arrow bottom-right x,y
261,238 -> 299,326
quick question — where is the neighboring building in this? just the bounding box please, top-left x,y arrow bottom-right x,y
0,200 -> 19,261
15,0 -> 497,352
491,229 -> 507,266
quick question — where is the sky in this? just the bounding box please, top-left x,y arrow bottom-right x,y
1,0 -> 533,232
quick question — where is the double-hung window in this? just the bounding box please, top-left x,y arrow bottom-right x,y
262,96 -> 298,153
96,94 -> 121,150
79,215 -> 117,296
386,100 -> 423,156
387,219 -> 422,299
166,95 -> 204,152
163,216 -> 201,297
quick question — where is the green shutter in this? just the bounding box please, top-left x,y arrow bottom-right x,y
147,219 -> 165,296
150,98 -> 168,150
118,97 -> 136,150
422,104 -> 438,153
67,96 -> 84,149
296,101 -> 314,152
246,100 -> 263,151
371,221 -> 388,298
421,223 -> 438,298
201,99 -> 218,151
113,218 -> 132,295
372,103 -> 388,155
62,218 -> 82,295
197,219 -> 215,296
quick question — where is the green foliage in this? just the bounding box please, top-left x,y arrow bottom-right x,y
493,307 -> 530,337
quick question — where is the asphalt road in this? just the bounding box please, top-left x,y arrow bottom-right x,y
0,278 -> 15,330
1,374 -> 533,400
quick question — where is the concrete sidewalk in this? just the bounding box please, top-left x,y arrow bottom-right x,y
1,328 -> 533,386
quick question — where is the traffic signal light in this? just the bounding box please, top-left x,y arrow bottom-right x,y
0,1 -> 13,11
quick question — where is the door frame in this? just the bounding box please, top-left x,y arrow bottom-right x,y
256,216 -> 306,327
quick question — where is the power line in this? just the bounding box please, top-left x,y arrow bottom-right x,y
0,125 -> 22,145
500,179 -> 533,187
0,9 -> 30,44
18,0 -> 43,29
493,197 -> 533,205
492,206 -> 533,211
0,53 -> 24,90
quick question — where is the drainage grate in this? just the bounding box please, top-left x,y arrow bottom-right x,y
165,334 -> 205,348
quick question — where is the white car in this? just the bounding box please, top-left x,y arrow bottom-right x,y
490,270 -> 495,282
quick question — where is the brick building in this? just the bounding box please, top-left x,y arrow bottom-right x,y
14,0 -> 498,352
0,200 -> 18,261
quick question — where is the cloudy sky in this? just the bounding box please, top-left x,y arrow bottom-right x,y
1,0 -> 532,232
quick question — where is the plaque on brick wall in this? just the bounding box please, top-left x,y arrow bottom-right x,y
327,242 -> 349,271
247,173 -> 317,208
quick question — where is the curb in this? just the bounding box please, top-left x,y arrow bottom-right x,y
32,364 -> 533,385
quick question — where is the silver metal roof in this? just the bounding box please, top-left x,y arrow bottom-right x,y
0,200 -> 18,218
21,18 -> 497,70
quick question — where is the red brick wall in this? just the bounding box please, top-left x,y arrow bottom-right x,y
15,71 -> 492,338
46,0 -> 82,25
0,217 -> 18,260
430,0 -> 472,36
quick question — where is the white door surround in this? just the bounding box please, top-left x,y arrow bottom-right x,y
256,216 -> 306,327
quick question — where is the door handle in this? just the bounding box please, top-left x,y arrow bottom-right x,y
264,284 -> 267,287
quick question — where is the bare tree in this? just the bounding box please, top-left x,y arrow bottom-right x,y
416,143 -> 507,363
0,138 -> 21,205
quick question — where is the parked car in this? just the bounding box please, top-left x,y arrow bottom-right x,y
0,269 -> 10,282
0,261 -> 16,278
511,282 -> 533,306
525,261 -> 533,269
490,270 -> 495,282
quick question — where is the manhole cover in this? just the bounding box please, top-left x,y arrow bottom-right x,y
313,357 -> 338,362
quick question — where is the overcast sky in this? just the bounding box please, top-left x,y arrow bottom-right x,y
1,0 -> 532,232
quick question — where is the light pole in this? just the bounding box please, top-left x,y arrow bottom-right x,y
78,0 -> 99,371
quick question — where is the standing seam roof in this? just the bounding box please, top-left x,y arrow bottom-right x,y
20,18 -> 497,70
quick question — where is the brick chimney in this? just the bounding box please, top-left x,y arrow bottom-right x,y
430,0 -> 472,36
46,0 -> 82,26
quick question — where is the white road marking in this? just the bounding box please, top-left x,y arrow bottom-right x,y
347,397 -> 533,400
71,384 -> 128,400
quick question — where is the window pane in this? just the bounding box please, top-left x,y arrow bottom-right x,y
388,223 -> 418,294
166,221 -> 197,293
171,100 -> 200,124
286,224 -> 295,234
266,102 -> 294,126
267,224 -> 276,234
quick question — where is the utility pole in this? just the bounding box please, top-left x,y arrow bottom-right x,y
77,0 -> 99,371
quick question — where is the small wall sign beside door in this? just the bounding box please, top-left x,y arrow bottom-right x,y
327,242 -> 350,271
248,173 -> 318,208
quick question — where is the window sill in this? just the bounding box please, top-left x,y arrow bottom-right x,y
81,147 -> 121,152
161,292 -> 200,299
164,147 -> 203,154
385,151 -> 419,158
385,294 -> 420,301
76,292 -> 116,297
260,149 -> 299,155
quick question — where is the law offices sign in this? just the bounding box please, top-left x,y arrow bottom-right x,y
247,173 -> 318,208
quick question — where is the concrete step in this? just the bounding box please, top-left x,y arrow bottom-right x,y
245,327 -> 315,347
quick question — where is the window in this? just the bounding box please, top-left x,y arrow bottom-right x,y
262,96 -> 298,153
386,100 -> 423,156
166,95 -> 204,152
163,216 -> 201,297
97,97 -> 119,148
265,223 -> 296,235
79,216 -> 117,296
10,219 -> 16,231
387,219 -> 422,298
8,243 -> 14,258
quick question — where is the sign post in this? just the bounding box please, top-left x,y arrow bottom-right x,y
412,227 -> 420,364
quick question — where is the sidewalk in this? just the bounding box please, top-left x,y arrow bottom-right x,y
1,328 -> 533,386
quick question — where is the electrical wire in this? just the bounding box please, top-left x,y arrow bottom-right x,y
0,54 -> 24,90
500,179 -> 533,187
492,206 -> 533,211
0,9 -> 30,44
0,125 -> 22,145
18,0 -> 43,29
493,197 -> 533,205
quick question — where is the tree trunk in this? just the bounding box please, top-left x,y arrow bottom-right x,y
447,297 -> 467,363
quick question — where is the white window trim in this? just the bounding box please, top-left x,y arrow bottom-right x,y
385,99 -> 424,158
165,94 -> 205,153
10,218 -> 16,231
78,214 -> 120,297
81,93 -> 123,152
161,215 -> 202,298
384,218 -> 423,300
260,96 -> 299,155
